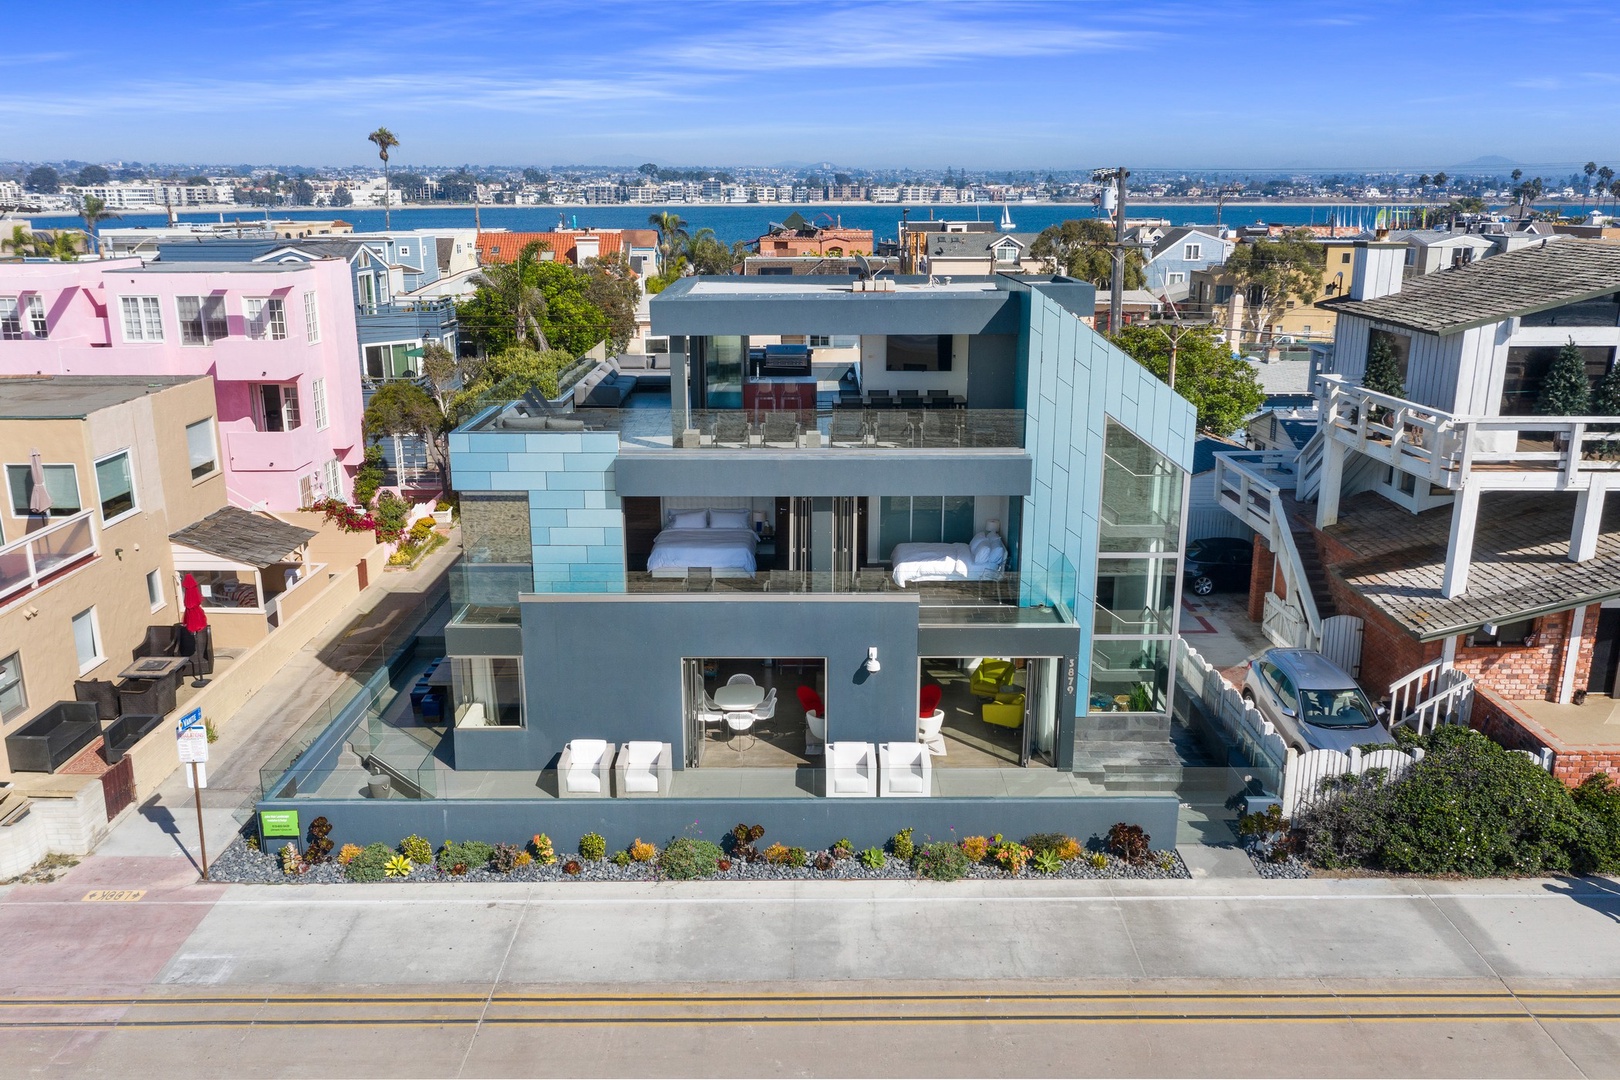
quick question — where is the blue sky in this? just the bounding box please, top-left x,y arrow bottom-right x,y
6,0 -> 1620,170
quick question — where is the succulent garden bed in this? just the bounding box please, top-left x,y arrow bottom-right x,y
210,820 -> 1190,885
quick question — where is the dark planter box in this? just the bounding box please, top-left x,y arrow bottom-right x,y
103,713 -> 165,766
5,701 -> 101,773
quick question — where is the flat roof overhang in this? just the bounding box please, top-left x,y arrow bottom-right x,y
614,447 -> 1033,498
649,276 -> 1024,337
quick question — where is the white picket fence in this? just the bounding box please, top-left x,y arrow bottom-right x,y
1280,744 -> 1424,819
1176,640 -> 1423,819
1176,642 -> 1290,787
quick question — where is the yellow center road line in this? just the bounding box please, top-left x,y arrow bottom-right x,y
6,1012 -> 1620,1031
8,989 -> 1620,1007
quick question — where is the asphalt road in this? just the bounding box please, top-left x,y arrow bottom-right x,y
4,864 -> 1620,1077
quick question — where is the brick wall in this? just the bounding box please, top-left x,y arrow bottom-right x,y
1471,684 -> 1618,787
1248,544 -> 1275,623
1322,572 -> 1439,700
1452,607 -> 1600,701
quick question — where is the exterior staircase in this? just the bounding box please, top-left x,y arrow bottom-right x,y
1072,713 -> 1184,792
1282,495 -> 1337,621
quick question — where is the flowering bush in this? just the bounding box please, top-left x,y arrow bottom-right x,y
959,835 -> 990,863
530,833 -> 557,865
987,835 -> 1032,874
628,839 -> 658,863
336,843 -> 363,865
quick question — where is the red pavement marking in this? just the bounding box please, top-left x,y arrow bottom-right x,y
1180,598 -> 1218,634
0,857 -> 226,996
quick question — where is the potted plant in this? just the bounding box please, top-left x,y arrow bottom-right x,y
432,499 -> 454,527
366,769 -> 391,799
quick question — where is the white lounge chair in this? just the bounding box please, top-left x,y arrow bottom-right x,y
879,741 -> 932,797
558,739 -> 614,798
727,673 -> 756,686
824,741 -> 876,797
917,710 -> 946,756
615,741 -> 672,797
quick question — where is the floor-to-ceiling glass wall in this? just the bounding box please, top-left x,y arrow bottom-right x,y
1089,419 -> 1185,714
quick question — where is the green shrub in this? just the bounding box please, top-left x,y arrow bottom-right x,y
1031,849 -> 1064,875
400,834 -> 433,864
660,837 -> 724,880
1295,727 -> 1586,876
914,841 -> 970,881
374,491 -> 409,542
436,840 -> 495,873
859,846 -> 886,870
345,842 -> 393,882
786,846 -> 807,868
580,832 -> 607,860
352,445 -> 386,506
890,828 -> 915,861
611,850 -> 631,867
1022,833 -> 1068,856
1572,772 -> 1620,873
831,838 -> 855,860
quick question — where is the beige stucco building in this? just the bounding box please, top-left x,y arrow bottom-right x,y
0,376 -> 226,780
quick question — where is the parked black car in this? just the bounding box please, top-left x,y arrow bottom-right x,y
1184,537 -> 1254,596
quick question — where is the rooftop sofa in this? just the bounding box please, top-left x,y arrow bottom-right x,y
4,701 -> 101,773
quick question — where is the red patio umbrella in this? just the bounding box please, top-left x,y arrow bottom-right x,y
181,573 -> 208,632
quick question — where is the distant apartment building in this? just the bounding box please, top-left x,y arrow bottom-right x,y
751,213 -> 874,257
0,258 -> 364,510
476,229 -> 661,279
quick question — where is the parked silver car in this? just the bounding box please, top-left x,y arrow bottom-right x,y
1241,648 -> 1394,754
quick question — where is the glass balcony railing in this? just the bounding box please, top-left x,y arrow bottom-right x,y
472,402 -> 1027,451
450,561 -> 1075,626
0,510 -> 97,603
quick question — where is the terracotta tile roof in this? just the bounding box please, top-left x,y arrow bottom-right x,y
1321,490 -> 1620,640
1321,237 -> 1620,334
476,231 -> 625,265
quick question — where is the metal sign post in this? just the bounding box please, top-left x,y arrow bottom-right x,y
176,709 -> 210,880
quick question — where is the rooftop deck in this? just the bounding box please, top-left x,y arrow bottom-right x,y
471,398 -> 1027,451
450,563 -> 1074,626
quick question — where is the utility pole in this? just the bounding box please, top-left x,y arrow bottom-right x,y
1093,167 -> 1129,333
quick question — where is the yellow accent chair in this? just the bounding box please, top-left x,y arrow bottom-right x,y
982,692 -> 1026,729
969,659 -> 1016,698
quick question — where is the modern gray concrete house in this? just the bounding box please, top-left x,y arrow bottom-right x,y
256,273 -> 1200,847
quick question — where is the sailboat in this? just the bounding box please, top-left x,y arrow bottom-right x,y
998,204 -> 1016,232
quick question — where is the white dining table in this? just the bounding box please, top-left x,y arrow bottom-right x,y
713,684 -> 765,711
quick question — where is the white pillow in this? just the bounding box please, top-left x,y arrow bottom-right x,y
708,508 -> 751,531
970,535 -> 1006,568
669,509 -> 708,529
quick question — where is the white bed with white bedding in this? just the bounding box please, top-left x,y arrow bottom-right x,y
646,508 -> 759,577
890,531 -> 1007,586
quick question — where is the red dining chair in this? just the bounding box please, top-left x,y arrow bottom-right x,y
918,685 -> 942,718
796,685 -> 824,716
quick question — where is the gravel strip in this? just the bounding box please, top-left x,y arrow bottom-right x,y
211,839 -> 1191,884
1248,849 -> 1312,878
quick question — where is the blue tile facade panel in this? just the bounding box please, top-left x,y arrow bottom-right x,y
1017,287 -> 1196,722
451,429 -> 625,593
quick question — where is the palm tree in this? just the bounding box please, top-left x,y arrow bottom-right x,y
2,224 -> 35,258
79,195 -> 116,255
1601,167 -> 1617,213
469,240 -> 550,350
367,127 -> 400,229
647,211 -> 688,272
1585,162 -> 1598,208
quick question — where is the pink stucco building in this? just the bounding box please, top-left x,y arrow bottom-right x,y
0,257 -> 364,510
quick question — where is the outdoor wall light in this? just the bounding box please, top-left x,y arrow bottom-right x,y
864,647 -> 882,674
